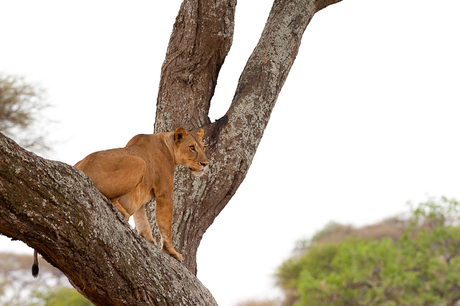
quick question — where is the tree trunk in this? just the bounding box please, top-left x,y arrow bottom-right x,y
152,0 -> 343,274
0,0 -> 342,304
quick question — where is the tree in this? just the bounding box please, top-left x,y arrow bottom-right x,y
0,0 -> 343,305
0,74 -> 51,154
0,252 -> 70,306
275,197 -> 460,306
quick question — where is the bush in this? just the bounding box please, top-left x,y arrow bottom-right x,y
276,197 -> 460,306
29,286 -> 92,306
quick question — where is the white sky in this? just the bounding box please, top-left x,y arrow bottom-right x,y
1,1 -> 459,305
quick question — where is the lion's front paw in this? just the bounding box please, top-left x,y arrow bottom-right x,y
172,252 -> 183,262
162,244 -> 183,262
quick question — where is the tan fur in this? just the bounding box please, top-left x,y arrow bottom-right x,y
74,127 -> 208,262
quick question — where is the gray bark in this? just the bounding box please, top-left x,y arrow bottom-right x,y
0,133 -> 217,305
0,0 -> 342,304
152,0 -> 343,274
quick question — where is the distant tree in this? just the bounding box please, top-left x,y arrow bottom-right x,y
277,242 -> 340,306
0,253 -> 69,306
275,197 -> 460,306
0,73 -> 51,153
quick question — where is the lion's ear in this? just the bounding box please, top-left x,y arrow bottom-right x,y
197,129 -> 204,139
174,127 -> 188,143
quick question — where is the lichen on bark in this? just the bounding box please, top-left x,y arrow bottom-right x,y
0,133 -> 218,306
154,0 -> 340,275
0,0 -> 344,304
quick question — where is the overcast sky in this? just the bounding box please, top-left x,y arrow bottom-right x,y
1,0 -> 459,305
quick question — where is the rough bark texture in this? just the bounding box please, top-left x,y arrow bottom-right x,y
155,0 -> 236,132
152,0 -> 342,275
0,0 -> 342,304
0,133 -> 217,306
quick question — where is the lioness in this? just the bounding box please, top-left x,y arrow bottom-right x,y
32,127 -> 208,276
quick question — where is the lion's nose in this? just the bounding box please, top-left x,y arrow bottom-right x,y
200,162 -> 209,167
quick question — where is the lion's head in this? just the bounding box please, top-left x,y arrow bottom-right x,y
174,127 -> 209,177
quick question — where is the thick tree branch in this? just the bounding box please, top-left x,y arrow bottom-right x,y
0,133 -> 217,306
0,0 -> 344,303
315,0 -> 343,12
153,0 -> 343,275
155,0 -> 236,133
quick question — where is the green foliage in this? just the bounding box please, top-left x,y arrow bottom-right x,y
29,286 -> 93,306
277,243 -> 339,292
276,197 -> 460,306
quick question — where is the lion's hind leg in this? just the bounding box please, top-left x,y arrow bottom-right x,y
112,197 -> 131,221
133,204 -> 158,247
76,153 -> 146,218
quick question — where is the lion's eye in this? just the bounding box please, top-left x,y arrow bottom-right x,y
190,145 -> 196,152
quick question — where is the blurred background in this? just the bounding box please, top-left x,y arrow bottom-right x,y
1,0 -> 459,305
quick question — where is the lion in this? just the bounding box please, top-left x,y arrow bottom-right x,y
32,127 -> 208,277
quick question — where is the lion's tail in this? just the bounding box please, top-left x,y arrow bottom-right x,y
31,249 -> 39,278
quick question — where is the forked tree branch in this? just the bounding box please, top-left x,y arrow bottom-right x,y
155,0 -> 236,133
0,133 -> 217,306
0,0 -> 343,304
155,0 -> 343,274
